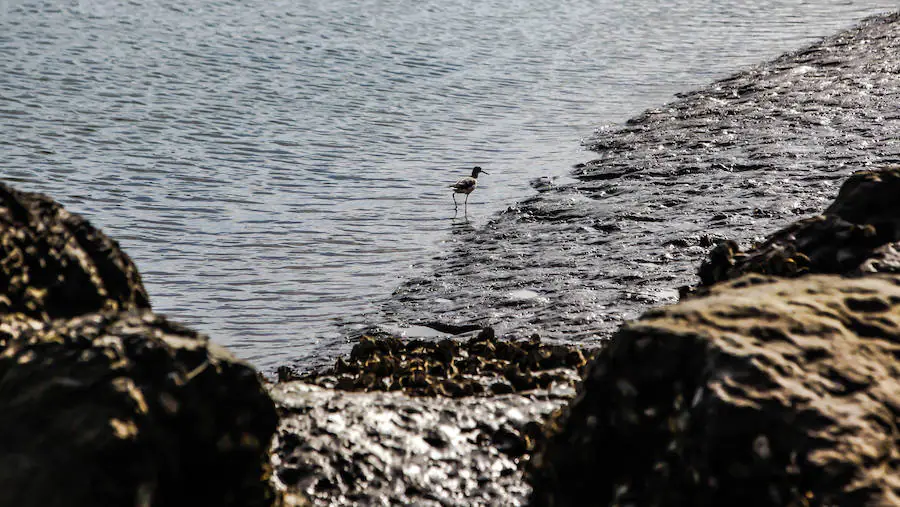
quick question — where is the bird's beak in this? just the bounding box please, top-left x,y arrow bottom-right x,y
481,170 -> 489,175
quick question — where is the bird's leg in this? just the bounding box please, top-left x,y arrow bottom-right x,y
453,193 -> 458,210
464,193 -> 469,210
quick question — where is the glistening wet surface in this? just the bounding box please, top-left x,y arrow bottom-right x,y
378,12 -> 900,361
0,0 -> 896,369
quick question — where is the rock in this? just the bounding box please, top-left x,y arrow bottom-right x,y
270,331 -> 593,505
270,382 -> 571,506
0,182 -> 279,507
697,167 -> 900,286
0,310 -> 279,507
529,274 -> 900,506
0,183 -> 150,321
824,166 -> 900,229
296,330 -> 592,398
858,242 -> 900,274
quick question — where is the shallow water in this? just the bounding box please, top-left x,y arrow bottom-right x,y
0,0 -> 896,368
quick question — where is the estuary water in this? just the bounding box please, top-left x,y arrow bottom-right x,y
0,0 -> 896,369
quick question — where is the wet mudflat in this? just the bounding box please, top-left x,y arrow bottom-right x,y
271,12 -> 900,506
382,12 -> 900,348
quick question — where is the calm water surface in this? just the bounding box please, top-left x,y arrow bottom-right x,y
0,0 -> 895,368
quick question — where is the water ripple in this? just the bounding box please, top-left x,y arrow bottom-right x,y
0,0 -> 896,368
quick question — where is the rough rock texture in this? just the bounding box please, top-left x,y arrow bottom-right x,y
0,183 -> 150,321
699,168 -> 900,285
271,382 -> 572,506
379,12 -> 900,350
0,310 -> 279,507
0,182 -> 280,506
271,330 -> 592,506
288,330 -> 591,397
529,274 -> 900,506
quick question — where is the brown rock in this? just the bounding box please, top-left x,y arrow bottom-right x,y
0,183 -> 150,321
0,310 -> 279,507
697,167 -> 900,287
529,274 -> 900,506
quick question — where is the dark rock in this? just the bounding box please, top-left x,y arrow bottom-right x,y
698,167 -> 900,287
0,310 -> 279,507
0,182 -> 281,506
0,183 -> 150,321
298,330 -> 593,397
529,274 -> 900,506
824,166 -> 900,231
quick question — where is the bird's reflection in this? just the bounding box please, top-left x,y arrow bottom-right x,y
450,213 -> 474,235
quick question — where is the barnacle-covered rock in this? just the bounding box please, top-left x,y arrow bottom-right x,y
529,274 -> 900,506
698,167 -> 900,286
291,329 -> 592,397
0,310 -> 279,507
0,183 -> 150,321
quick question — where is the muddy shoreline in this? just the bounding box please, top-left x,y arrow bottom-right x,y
270,11 -> 900,506
373,10 -> 900,348
2,10 -> 899,507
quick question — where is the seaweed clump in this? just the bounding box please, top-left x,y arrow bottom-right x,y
280,328 -> 593,397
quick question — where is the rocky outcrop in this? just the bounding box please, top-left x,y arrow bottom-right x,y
273,14 -> 900,506
271,331 -> 592,506
699,168 -> 900,285
529,274 -> 900,506
0,183 -> 150,321
271,381 -> 570,506
290,329 -> 591,397
0,185 -> 279,507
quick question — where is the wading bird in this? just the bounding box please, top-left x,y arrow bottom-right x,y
450,166 -> 487,211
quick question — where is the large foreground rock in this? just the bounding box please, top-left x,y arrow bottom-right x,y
0,310 -> 279,507
0,184 -> 279,507
529,274 -> 900,506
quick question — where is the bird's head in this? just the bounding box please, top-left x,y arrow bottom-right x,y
472,166 -> 487,178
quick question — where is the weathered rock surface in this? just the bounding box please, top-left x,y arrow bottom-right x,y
0,310 -> 279,507
270,330 -> 591,506
0,183 -> 280,506
699,168 -> 900,285
0,183 -> 150,321
529,274 -> 900,506
271,381 -> 572,506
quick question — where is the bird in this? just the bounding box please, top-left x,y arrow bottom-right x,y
450,166 -> 488,211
